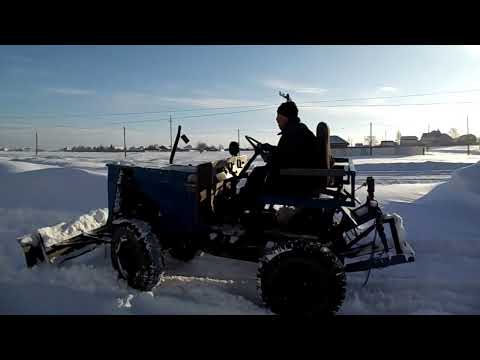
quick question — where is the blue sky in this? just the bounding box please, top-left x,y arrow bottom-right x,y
1,45 -> 480,149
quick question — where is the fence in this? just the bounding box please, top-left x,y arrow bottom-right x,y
332,145 -> 425,157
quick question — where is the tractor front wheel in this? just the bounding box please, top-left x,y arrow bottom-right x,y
111,219 -> 164,291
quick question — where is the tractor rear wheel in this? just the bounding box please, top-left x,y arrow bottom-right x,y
111,219 -> 163,291
258,240 -> 346,315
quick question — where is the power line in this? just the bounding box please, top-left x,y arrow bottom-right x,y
1,87 -> 480,120
300,88 -> 480,104
0,100 -> 478,130
0,103 -> 275,119
107,105 -> 277,125
301,100 -> 477,109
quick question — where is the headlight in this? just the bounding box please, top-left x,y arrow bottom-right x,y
186,174 -> 197,184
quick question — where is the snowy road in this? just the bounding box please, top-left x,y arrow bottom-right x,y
0,147 -> 479,314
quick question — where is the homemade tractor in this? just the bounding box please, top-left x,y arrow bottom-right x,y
18,125 -> 415,315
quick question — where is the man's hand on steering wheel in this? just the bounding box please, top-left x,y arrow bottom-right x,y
245,135 -> 275,162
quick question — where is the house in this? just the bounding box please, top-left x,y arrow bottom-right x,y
330,135 -> 349,148
400,136 -> 422,146
420,130 -> 453,146
380,140 -> 397,147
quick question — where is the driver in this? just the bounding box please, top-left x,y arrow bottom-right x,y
241,98 -> 322,204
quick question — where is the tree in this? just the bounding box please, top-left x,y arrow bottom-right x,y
364,136 -> 379,146
396,130 -> 402,143
197,142 -> 208,152
448,128 -> 459,139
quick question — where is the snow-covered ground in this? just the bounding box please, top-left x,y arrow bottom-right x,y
1,146 -> 479,314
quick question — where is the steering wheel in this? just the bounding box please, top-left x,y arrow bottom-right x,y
245,135 -> 274,161
236,136 -> 275,179
245,135 -> 263,154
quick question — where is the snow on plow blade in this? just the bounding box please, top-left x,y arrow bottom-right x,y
16,209 -> 111,268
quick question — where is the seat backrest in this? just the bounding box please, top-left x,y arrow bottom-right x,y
315,122 -> 335,189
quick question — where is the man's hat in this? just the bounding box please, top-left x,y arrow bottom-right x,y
277,101 -> 299,121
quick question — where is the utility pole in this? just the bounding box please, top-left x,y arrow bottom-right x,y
169,115 -> 173,149
369,122 -> 373,156
237,128 -> 240,149
467,115 -> 470,155
35,131 -> 38,157
123,126 -> 126,158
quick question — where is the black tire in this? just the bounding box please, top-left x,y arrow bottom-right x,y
111,219 -> 163,291
258,240 -> 346,316
169,236 -> 199,262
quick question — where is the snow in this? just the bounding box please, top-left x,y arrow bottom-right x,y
0,146 -> 479,314
36,208 -> 108,247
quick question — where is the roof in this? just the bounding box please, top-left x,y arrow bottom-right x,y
330,135 -> 349,145
400,136 -> 418,140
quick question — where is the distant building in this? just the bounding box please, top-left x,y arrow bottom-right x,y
330,135 -> 349,148
380,140 -> 397,147
420,130 -> 453,146
354,143 -> 365,147
400,136 -> 422,146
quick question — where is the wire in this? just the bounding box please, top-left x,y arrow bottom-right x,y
107,105 -> 277,125
301,100 -> 477,109
1,87 -> 480,120
0,103 -> 276,119
300,88 -> 480,105
0,99 -> 477,130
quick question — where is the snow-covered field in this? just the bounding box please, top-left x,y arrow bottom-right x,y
1,146 -> 479,314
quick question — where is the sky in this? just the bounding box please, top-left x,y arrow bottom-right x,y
1,45 -> 480,149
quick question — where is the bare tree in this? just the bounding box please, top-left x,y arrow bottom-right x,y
396,130 -> 402,143
197,142 -> 208,152
364,135 -> 379,146
448,128 -> 459,139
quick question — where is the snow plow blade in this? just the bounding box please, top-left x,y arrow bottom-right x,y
344,213 -> 415,272
17,225 -> 112,268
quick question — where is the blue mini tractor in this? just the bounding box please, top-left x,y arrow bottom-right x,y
18,125 -> 415,315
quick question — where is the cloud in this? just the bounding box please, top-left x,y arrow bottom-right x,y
46,88 -> 96,96
262,79 -> 327,95
109,92 -> 267,110
1,54 -> 35,63
157,96 -> 267,108
377,86 -> 398,93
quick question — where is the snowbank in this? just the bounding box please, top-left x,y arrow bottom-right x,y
1,149 -> 480,314
450,161 -> 480,195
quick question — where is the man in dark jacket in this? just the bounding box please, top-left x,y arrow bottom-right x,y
266,100 -> 321,195
241,99 -> 321,202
